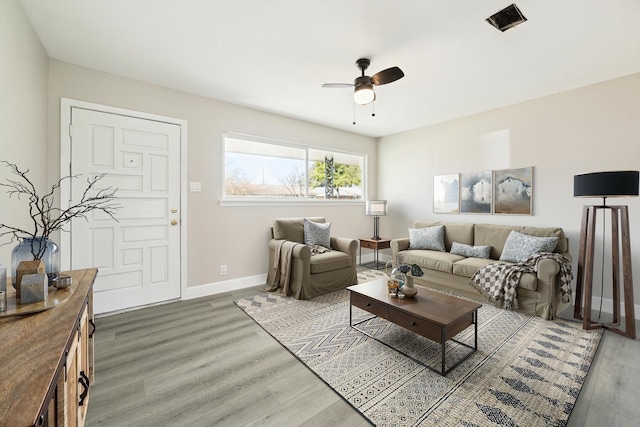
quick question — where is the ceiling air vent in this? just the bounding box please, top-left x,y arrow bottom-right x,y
486,3 -> 527,32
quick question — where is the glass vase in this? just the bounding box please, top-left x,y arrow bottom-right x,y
11,237 -> 60,287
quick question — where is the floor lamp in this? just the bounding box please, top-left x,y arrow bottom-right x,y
366,200 -> 387,240
573,171 -> 638,339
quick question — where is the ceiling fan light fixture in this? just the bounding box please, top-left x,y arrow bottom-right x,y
354,83 -> 375,105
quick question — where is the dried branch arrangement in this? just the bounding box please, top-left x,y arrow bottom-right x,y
0,161 -> 119,259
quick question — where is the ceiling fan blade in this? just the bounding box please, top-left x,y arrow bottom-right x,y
322,83 -> 354,88
371,67 -> 404,86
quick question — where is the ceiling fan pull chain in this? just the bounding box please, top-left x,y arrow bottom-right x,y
353,101 -> 356,125
372,102 -> 376,117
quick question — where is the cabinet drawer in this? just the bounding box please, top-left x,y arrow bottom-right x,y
351,293 -> 389,319
389,308 -> 442,342
360,240 -> 391,250
360,240 -> 376,249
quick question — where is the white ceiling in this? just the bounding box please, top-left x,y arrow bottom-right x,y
19,0 -> 640,138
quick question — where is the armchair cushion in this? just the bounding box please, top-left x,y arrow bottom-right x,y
310,250 -> 351,274
304,218 -> 331,248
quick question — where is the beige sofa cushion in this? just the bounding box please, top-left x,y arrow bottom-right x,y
399,249 -> 464,274
310,250 -> 351,274
413,221 -> 474,251
273,217 -> 325,243
452,257 -> 495,278
474,223 -> 567,260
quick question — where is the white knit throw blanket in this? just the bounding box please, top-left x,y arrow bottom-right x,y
470,252 -> 573,310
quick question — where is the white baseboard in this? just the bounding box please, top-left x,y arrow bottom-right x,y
183,254 -> 394,300
183,273 -> 267,300
589,295 -> 640,320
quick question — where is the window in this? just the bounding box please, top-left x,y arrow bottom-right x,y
223,133 -> 364,201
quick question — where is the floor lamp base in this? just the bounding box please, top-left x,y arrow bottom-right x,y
574,205 -> 636,339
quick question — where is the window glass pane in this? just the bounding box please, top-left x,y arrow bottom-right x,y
308,149 -> 362,200
223,134 -> 364,201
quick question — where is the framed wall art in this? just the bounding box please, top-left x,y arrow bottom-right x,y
460,171 -> 492,214
493,167 -> 533,215
433,174 -> 460,213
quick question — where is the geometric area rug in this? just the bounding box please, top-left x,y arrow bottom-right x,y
234,278 -> 602,426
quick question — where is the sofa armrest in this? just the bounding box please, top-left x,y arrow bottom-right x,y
391,238 -> 410,261
268,239 -> 309,258
535,253 -> 572,319
331,237 -> 358,263
536,258 -> 559,280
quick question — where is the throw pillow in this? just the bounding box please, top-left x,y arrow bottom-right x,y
499,230 -> 559,263
304,218 -> 331,248
450,241 -> 492,259
408,225 -> 446,252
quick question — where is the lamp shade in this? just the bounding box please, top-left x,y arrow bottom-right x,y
366,200 -> 387,216
574,171 -> 639,198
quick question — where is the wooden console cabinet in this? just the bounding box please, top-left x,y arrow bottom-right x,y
0,268 -> 97,427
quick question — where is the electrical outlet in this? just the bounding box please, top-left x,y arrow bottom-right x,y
220,265 -> 227,275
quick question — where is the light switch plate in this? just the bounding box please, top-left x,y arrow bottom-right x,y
190,182 -> 202,192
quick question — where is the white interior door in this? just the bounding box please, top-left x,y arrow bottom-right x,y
69,107 -> 182,314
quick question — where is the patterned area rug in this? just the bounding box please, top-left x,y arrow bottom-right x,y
235,273 -> 602,426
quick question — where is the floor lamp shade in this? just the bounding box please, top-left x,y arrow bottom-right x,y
573,170 -> 638,339
366,200 -> 387,240
574,171 -> 639,198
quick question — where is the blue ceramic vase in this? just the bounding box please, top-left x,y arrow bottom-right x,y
11,237 -> 60,287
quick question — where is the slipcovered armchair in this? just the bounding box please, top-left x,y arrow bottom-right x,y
266,217 -> 358,299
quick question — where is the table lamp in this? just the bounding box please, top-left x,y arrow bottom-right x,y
366,200 -> 387,240
573,170 -> 638,339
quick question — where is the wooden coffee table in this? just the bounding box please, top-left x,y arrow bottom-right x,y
347,279 -> 481,376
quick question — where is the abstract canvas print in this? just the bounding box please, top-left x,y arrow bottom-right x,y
434,174 -> 460,213
493,167 -> 532,214
460,171 -> 492,214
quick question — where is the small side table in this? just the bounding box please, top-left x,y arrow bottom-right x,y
359,238 -> 391,270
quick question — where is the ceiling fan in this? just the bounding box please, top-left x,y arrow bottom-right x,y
322,58 -> 404,105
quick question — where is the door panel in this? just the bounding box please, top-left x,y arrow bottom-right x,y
70,108 -> 181,313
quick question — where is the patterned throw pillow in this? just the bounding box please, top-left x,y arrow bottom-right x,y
450,242 -> 492,259
304,218 -> 331,248
408,225 -> 446,252
499,230 -> 559,263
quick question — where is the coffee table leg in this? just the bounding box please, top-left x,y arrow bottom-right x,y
441,328 -> 446,375
349,295 -> 353,327
474,310 -> 478,350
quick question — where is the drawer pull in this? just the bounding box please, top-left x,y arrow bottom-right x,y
411,321 -> 417,326
89,318 -> 96,338
79,371 -> 90,406
366,303 -> 371,307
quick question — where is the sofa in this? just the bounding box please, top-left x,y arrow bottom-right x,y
391,221 -> 572,320
266,217 -> 358,299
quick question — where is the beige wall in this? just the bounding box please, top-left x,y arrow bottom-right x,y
0,0 -> 49,267
379,73 -> 640,309
47,61 -> 376,290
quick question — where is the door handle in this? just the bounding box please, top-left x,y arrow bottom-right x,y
171,219 -> 178,226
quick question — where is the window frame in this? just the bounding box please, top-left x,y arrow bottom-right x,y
220,132 -> 367,206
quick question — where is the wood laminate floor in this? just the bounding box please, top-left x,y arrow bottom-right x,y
86,285 -> 640,427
